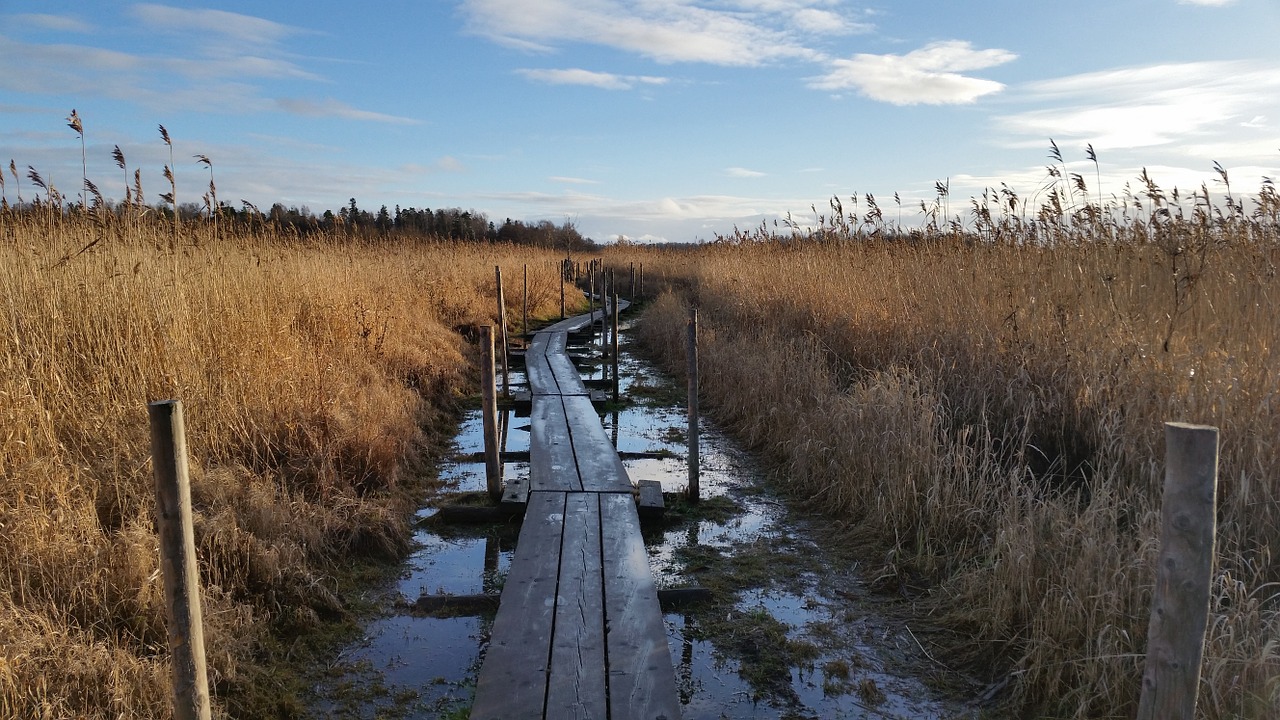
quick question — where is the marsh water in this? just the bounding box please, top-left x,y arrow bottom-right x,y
309,318 -> 983,719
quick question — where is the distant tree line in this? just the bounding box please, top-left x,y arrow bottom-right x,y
3,191 -> 597,250
269,198 -> 597,249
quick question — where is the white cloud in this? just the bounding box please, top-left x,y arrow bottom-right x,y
516,68 -> 669,90
129,4 -> 306,51
437,156 -> 465,172
0,10 -> 406,125
790,8 -> 872,36
550,176 -> 600,185
726,167 -> 766,178
461,0 -> 821,66
1176,0 -> 1234,6
810,41 -> 1016,105
274,98 -> 419,124
1000,61 -> 1280,151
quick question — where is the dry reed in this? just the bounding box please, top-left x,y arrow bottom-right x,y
617,178 -> 1279,718
0,209 -> 577,718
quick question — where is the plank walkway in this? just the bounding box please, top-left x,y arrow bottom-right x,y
472,301 -> 681,720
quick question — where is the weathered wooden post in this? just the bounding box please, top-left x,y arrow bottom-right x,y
522,263 -> 528,337
639,262 -> 644,300
686,307 -> 700,502
495,266 -> 509,397
588,260 -> 596,327
148,400 -> 212,720
480,326 -> 502,502
630,262 -> 636,304
560,259 -> 566,320
604,269 -> 613,363
1137,422 -> 1219,720
612,284 -> 620,402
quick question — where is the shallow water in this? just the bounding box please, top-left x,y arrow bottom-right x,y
310,319 -> 980,719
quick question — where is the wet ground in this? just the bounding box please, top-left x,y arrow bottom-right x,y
308,317 -> 986,719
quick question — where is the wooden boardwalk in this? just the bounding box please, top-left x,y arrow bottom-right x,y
471,304 -> 681,720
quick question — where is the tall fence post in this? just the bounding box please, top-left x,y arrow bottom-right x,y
639,263 -> 644,300
522,263 -> 528,337
480,326 -> 502,502
1137,422 -> 1219,720
686,307 -> 700,502
560,259 -> 566,320
630,262 -> 636,304
588,261 -> 596,328
148,400 -> 212,720
495,266 -> 510,397
605,269 -> 614,367
611,284 -> 620,402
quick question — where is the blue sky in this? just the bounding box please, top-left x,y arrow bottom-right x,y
2,0 -> 1278,242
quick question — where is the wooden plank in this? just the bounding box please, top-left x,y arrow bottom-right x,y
540,314 -> 594,335
500,474 -> 530,508
529,395 -> 581,492
471,492 -> 567,720
562,395 -> 632,493
432,504 -> 524,523
525,333 -> 557,395
546,493 -> 608,718
548,352 -> 589,396
637,480 -> 664,520
410,587 -> 711,617
546,331 -> 589,397
600,493 -> 680,720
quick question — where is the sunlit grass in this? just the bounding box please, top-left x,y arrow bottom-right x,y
0,210 -> 576,718
617,171 -> 1279,718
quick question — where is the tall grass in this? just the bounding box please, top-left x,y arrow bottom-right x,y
0,209 -> 576,718
618,176 -> 1279,717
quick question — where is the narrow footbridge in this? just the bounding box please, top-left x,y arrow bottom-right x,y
470,304 -> 681,720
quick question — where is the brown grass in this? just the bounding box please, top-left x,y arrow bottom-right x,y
0,210 -> 578,718
615,190 -> 1279,717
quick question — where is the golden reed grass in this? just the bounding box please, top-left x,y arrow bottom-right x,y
616,197 -> 1278,717
0,210 -> 576,719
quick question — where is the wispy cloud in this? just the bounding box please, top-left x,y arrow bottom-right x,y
129,4 -> 308,51
999,61 -> 1280,150
726,167 -> 766,178
790,8 -> 873,36
516,68 -> 668,90
550,176 -> 600,185
128,4 -> 321,81
274,98 -> 419,125
461,0 -> 824,66
1176,0 -> 1234,6
810,41 -> 1016,105
9,13 -> 94,33
0,7 -> 410,125
396,157 -> 466,175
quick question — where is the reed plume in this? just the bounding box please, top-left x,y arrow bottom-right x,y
159,124 -> 177,244
67,109 -> 86,209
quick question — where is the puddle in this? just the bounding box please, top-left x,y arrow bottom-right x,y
309,317 -> 984,719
